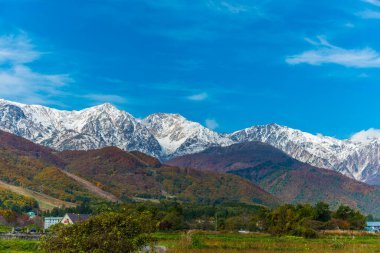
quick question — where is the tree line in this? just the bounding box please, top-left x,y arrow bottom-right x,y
41,200 -> 368,252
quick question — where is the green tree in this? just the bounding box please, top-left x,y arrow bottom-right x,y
267,205 -> 297,235
41,211 -> 155,253
314,202 -> 331,222
159,210 -> 187,231
334,205 -> 366,230
348,210 -> 366,230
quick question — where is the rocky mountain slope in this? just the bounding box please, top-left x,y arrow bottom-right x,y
167,141 -> 380,216
0,130 -> 100,204
1,99 -> 380,184
0,99 -> 162,157
143,113 -> 232,158
58,147 -> 279,206
0,128 -> 279,207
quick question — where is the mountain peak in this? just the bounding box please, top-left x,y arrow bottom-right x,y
91,102 -> 119,112
1,98 -> 380,185
144,112 -> 185,121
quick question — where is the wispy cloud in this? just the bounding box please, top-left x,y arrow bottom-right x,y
357,10 -> 380,19
207,1 -> 250,14
205,118 -> 219,130
344,22 -> 355,28
0,33 -> 71,105
362,0 -> 380,7
141,0 -> 267,41
143,0 -> 254,15
187,92 -> 208,101
0,34 -> 40,64
220,1 -> 248,13
286,36 -> 380,68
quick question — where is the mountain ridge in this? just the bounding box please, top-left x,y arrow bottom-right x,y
166,141 -> 380,216
1,99 -> 380,184
0,128 -> 279,207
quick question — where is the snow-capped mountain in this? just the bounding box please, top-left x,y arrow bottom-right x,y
2,98 -> 380,184
143,113 -> 232,158
0,99 -> 162,157
229,124 -> 359,177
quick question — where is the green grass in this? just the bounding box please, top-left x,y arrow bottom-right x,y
3,231 -> 380,253
0,240 -> 40,253
154,231 -> 380,253
0,225 -> 11,233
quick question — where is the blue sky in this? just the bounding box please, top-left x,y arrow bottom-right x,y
0,0 -> 380,138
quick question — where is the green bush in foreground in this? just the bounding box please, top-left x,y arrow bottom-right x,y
41,211 -> 156,253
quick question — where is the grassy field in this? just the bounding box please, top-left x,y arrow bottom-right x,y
0,180 -> 76,211
154,231 -> 380,253
1,231 -> 380,253
0,240 -> 39,253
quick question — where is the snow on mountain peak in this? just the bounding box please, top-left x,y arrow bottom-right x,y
2,98 -> 380,184
143,113 -> 232,157
0,99 -> 162,156
350,128 -> 380,144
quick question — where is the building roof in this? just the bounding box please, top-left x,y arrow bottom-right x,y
45,217 -> 63,220
366,222 -> 380,227
66,213 -> 90,224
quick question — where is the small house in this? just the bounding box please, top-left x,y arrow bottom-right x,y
27,211 -> 36,219
365,222 -> 380,232
61,213 -> 90,225
44,217 -> 63,230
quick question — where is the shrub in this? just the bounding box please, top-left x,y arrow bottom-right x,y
41,211 -> 156,253
292,226 -> 318,238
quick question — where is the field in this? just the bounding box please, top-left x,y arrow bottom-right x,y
0,180 -> 76,211
0,240 -> 39,253
155,231 -> 380,253
1,231 -> 380,252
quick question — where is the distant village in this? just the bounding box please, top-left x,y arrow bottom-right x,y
44,213 -> 90,230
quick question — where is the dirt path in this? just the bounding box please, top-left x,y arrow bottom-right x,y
60,170 -> 119,202
0,180 -> 77,211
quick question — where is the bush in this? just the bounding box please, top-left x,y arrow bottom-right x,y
292,226 -> 318,238
41,211 -> 156,253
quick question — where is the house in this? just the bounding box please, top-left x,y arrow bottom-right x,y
61,213 -> 90,225
44,217 -> 63,230
365,222 -> 380,232
27,211 -> 36,219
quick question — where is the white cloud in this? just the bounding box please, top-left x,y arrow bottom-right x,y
362,0 -> 380,7
187,92 -> 208,101
0,33 -> 70,105
345,22 -> 355,28
0,33 -> 40,64
218,2 -> 248,14
351,128 -> 380,144
286,36 -> 380,68
144,0 -> 251,15
357,10 -> 380,19
205,118 -> 219,130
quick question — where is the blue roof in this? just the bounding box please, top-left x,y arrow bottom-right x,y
366,222 -> 380,227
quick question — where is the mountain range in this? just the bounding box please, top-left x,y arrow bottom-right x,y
167,141 -> 380,215
0,128 -> 278,209
1,99 -> 380,184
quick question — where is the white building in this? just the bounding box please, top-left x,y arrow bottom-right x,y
44,217 -> 63,230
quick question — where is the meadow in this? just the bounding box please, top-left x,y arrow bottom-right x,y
155,231 -> 380,253
1,231 -> 380,253
0,239 -> 39,253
